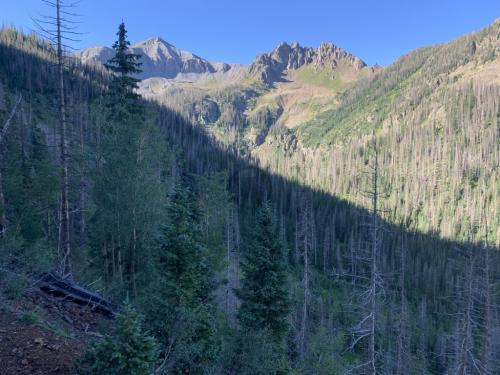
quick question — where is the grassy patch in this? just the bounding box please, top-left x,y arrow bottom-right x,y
291,65 -> 348,91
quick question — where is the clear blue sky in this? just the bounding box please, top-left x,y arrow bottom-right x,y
2,0 -> 499,66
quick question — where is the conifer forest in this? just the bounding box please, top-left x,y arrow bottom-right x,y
0,1 -> 499,374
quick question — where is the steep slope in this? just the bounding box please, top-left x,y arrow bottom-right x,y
254,19 -> 500,244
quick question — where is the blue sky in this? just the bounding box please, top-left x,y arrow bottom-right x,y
2,0 -> 499,66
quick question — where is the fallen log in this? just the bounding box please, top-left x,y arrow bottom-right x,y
36,273 -> 117,316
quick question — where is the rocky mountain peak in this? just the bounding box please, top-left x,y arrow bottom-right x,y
76,37 -> 236,80
249,41 -> 366,86
315,42 -> 365,70
138,36 -> 167,45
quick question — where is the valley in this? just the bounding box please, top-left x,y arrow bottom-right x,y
0,6 -> 498,374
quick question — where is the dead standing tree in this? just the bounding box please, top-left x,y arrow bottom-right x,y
479,207 -> 499,375
348,136 -> 385,375
298,193 -> 313,359
395,233 -> 410,375
33,0 -> 81,278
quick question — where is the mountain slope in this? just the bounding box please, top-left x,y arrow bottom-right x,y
124,21 -> 500,244
76,21 -> 500,245
277,19 -> 500,244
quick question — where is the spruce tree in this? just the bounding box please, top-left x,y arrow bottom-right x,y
236,202 -> 290,341
89,22 -> 166,296
145,181 -> 219,374
159,182 -> 211,306
75,303 -> 158,375
104,22 -> 142,113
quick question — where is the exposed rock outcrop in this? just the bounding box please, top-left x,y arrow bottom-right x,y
76,37 -> 241,80
249,41 -> 366,86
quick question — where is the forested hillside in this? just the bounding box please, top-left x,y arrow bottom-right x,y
0,16 -> 499,375
257,19 -> 500,245
108,20 -> 499,246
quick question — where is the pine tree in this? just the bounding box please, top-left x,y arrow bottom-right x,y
105,22 -> 141,80
18,125 -> 59,243
159,183 -> 211,306
236,202 -> 290,342
147,181 -> 220,374
75,303 -> 158,375
89,22 -> 166,296
104,22 -> 142,118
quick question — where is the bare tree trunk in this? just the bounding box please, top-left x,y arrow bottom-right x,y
323,227 -> 329,274
224,209 -> 233,312
299,198 -> 310,359
349,231 -> 356,284
79,108 -> 86,238
295,200 -> 299,265
482,213 -> 495,375
457,254 -> 475,375
0,169 -> 6,237
396,236 -> 407,375
132,210 -> 138,299
56,0 -> 71,278
369,138 -> 380,375
300,228 -> 309,359
111,236 -> 116,280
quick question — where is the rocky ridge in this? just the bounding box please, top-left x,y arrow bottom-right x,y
249,41 -> 366,85
77,38 -> 367,87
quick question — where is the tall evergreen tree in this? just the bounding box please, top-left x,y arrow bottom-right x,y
159,182 -> 211,306
104,22 -> 142,113
89,22 -> 167,297
236,202 -> 290,341
145,181 -> 219,374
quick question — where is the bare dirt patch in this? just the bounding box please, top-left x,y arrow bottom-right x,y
0,292 -> 110,374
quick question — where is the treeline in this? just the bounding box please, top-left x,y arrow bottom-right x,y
0,23 -> 499,375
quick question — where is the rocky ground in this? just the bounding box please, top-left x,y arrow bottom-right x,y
0,292 -> 110,374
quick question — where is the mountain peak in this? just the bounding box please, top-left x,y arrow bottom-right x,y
249,41 -> 366,86
76,37 -> 245,80
137,36 -> 161,43
134,36 -> 171,47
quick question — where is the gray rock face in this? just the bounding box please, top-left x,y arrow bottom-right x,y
315,42 -> 366,70
75,46 -> 114,69
76,37 -> 240,80
249,41 -> 366,85
130,37 -> 215,79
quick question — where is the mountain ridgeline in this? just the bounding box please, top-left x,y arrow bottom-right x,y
76,36 -> 246,81
0,18 -> 499,375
